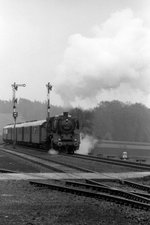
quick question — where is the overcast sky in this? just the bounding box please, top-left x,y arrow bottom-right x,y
1,0 -> 150,109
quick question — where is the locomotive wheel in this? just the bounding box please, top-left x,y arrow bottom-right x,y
67,147 -> 74,154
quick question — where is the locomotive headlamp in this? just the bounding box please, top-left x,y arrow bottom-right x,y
74,142 -> 78,146
58,142 -> 62,147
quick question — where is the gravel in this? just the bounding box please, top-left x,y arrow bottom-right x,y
0,180 -> 150,225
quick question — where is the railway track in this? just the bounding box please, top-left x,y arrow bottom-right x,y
29,179 -> 150,211
86,179 -> 150,199
4,144 -> 150,170
64,153 -> 150,171
0,147 -> 96,174
1,146 -> 150,210
1,146 -> 150,187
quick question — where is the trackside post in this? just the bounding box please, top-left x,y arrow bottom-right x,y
11,82 -> 26,149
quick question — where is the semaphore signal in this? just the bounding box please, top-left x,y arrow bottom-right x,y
11,82 -> 26,149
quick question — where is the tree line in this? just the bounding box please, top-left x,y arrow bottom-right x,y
0,99 -> 150,142
70,101 -> 150,142
0,98 -> 66,121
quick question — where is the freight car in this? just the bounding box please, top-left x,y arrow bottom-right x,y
3,112 -> 80,154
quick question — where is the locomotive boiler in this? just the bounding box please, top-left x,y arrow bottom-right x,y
3,112 -> 80,154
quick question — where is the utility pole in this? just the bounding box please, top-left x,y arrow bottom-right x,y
46,82 -> 52,120
11,82 -> 26,149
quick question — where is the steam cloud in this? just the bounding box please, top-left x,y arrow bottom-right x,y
54,9 -> 150,108
78,134 -> 98,155
48,149 -> 58,155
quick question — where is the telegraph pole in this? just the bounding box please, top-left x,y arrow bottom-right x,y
11,82 -> 26,149
46,82 -> 52,120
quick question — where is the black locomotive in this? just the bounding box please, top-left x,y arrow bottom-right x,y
3,112 -> 80,153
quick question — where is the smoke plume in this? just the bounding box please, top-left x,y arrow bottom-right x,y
48,149 -> 58,155
78,134 -> 98,155
54,9 -> 150,108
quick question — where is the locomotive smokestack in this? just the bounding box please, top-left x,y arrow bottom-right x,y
63,112 -> 69,117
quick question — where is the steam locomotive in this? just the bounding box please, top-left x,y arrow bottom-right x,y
3,112 -> 80,154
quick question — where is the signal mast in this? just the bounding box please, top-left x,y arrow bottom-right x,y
46,82 -> 52,120
11,82 -> 26,148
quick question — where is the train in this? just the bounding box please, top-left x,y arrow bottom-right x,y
3,112 -> 80,154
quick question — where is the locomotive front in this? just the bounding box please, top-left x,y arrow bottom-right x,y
49,112 -> 80,153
